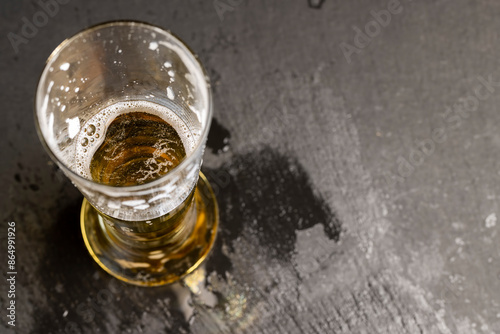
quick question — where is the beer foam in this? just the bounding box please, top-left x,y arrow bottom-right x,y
75,100 -> 195,181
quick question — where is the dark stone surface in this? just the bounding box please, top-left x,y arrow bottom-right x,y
2,0 -> 500,333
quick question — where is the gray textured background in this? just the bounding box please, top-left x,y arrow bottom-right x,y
2,0 -> 500,333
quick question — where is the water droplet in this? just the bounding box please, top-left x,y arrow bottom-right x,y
95,133 -> 100,138
167,86 -> 175,100
149,41 -> 158,51
60,63 -> 70,71
81,138 -> 88,146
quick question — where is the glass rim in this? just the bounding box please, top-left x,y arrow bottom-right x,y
34,20 -> 213,193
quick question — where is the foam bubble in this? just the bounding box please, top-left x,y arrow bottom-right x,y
87,124 -> 96,135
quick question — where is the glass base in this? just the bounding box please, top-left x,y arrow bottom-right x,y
80,172 -> 218,287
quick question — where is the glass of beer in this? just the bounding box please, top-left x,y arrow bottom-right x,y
35,21 -> 218,286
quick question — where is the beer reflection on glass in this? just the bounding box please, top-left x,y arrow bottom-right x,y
35,21 -> 218,286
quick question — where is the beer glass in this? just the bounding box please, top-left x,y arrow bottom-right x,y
35,21 -> 218,286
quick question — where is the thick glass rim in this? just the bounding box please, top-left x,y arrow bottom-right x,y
34,20 -> 213,193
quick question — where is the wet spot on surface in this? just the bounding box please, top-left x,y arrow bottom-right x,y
206,118 -> 230,154
205,147 -> 342,277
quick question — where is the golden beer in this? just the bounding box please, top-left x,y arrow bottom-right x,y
77,103 -> 215,285
89,111 -> 187,186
